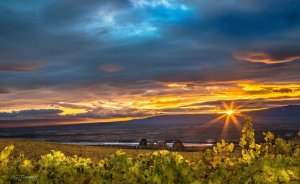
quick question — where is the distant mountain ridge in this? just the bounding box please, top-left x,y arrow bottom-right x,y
0,105 -> 299,129
247,105 -> 300,117
126,105 -> 300,126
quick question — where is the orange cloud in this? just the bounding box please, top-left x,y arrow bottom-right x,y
99,64 -> 122,73
1,81 -> 300,127
234,51 -> 300,64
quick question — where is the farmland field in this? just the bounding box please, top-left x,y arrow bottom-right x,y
0,139 -> 203,162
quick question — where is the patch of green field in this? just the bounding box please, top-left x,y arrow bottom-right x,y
0,139 -> 202,162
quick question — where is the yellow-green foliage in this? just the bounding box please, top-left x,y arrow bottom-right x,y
0,118 -> 299,184
0,140 -> 202,162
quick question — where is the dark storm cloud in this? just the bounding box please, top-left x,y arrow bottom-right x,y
1,0 -> 300,88
0,106 -> 151,122
154,61 -> 300,83
0,109 -> 63,120
1,0 -> 300,123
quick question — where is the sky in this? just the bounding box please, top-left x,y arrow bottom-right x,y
0,0 -> 300,127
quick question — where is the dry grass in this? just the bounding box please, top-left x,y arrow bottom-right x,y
0,139 -> 203,162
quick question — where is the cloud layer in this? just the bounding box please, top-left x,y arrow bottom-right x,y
1,0 -> 300,126
234,51 -> 300,64
0,62 -> 44,72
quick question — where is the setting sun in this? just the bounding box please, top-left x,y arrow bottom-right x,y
196,101 -> 244,139
198,101 -> 244,139
226,110 -> 234,115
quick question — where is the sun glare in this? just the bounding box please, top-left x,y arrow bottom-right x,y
218,101 -> 244,138
197,101 -> 244,139
226,110 -> 234,115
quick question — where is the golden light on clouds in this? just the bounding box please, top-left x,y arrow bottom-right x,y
1,80 -> 300,126
59,107 -> 87,115
234,51 -> 300,64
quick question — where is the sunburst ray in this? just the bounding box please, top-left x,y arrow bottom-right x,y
218,101 -> 244,139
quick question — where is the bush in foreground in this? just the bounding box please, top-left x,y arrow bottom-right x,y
0,118 -> 299,184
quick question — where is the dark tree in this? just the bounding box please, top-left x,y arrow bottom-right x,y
173,140 -> 184,150
139,138 -> 148,148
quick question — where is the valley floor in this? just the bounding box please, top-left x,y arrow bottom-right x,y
0,139 -> 202,162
